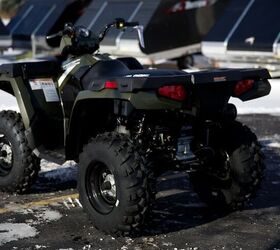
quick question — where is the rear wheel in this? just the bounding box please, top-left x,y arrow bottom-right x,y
0,111 -> 41,193
78,132 -> 153,235
189,122 -> 264,211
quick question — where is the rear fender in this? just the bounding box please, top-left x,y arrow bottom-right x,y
66,93 -> 120,160
72,89 -> 182,110
66,89 -> 183,160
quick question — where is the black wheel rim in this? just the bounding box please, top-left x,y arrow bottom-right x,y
86,161 -> 117,214
0,134 -> 13,177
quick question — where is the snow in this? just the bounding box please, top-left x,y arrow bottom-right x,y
267,142 -> 280,149
35,209 -> 62,223
0,208 -> 63,246
260,135 -> 280,156
0,91 -> 18,112
40,160 -> 77,183
0,223 -> 38,246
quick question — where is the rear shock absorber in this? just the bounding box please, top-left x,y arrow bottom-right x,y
176,125 -> 196,161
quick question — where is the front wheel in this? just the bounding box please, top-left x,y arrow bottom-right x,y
78,132 -> 153,235
0,111 -> 40,194
189,122 -> 264,211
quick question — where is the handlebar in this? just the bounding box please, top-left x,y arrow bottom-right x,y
98,18 -> 140,43
46,18 -> 144,54
125,22 -> 139,27
46,32 -> 62,40
46,23 -> 75,40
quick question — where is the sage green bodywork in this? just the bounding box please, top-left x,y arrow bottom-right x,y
0,53 -> 183,161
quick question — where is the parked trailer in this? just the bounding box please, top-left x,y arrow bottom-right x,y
0,0 -> 228,66
0,19 -> 11,49
76,0 -> 229,66
202,0 -> 280,77
6,0 -> 85,53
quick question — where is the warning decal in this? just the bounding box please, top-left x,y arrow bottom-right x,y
29,78 -> 60,102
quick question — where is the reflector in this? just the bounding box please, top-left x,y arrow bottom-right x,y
234,79 -> 255,96
105,81 -> 118,89
158,85 -> 187,101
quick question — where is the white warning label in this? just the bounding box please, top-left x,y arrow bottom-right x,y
29,78 -> 59,102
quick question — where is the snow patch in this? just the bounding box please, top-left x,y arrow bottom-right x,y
0,223 -> 38,246
0,105 -> 19,112
0,91 -> 18,111
260,135 -> 280,151
35,245 -> 47,249
0,208 -> 62,246
35,209 -> 62,223
39,160 -> 77,183
267,142 -> 280,149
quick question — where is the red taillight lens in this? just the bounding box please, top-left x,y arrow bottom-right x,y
158,85 -> 187,101
234,79 -> 255,96
105,81 -> 118,89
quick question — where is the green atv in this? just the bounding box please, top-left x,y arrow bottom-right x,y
0,19 -> 271,235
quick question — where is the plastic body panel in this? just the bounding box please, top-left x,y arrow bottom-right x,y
0,55 -> 271,162
0,61 -> 64,150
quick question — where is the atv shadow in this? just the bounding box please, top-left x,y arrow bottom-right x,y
248,139 -> 280,210
138,171 -> 227,236
138,140 -> 280,237
261,141 -> 280,250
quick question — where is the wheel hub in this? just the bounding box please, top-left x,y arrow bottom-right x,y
86,162 -> 117,214
100,173 -> 116,204
0,135 -> 13,176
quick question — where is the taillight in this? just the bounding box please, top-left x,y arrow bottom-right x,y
158,85 -> 187,101
234,79 -> 255,96
105,81 -> 118,89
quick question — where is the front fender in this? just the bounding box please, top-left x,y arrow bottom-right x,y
0,75 -> 34,129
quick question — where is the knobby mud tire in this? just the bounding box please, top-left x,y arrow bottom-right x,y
189,122 -> 264,211
0,111 -> 41,194
78,132 -> 154,235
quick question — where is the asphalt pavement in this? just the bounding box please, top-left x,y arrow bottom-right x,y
0,114 -> 280,250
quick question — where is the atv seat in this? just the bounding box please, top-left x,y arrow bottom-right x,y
81,59 -> 191,92
0,60 -> 60,78
82,59 -> 189,88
